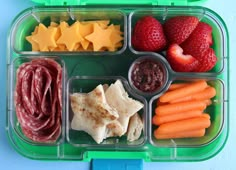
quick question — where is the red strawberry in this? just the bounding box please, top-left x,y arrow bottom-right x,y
181,22 -> 213,58
132,16 -> 167,52
166,44 -> 198,72
193,48 -> 217,72
164,16 -> 199,44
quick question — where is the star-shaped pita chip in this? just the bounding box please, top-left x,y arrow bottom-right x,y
70,84 -> 119,144
105,80 -> 144,137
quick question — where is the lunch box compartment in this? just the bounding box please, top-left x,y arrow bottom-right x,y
66,76 -> 147,147
11,8 -> 127,55
129,8 -> 227,74
9,56 -> 66,146
149,79 -> 225,147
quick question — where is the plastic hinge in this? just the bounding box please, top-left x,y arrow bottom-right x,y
92,159 -> 143,170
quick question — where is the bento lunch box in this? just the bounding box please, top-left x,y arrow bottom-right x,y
6,0 -> 229,162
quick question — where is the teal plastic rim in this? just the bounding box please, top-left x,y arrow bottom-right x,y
31,0 -> 207,6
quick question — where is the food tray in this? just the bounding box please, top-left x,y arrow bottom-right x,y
6,5 -> 229,161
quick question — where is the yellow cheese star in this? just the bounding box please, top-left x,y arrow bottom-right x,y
77,44 -> 94,51
49,22 -> 58,27
31,23 -> 57,51
107,42 -> 123,52
55,21 -> 69,51
51,44 -> 67,51
81,20 -> 110,29
73,43 -> 81,51
107,24 -> 123,51
56,21 -> 83,51
26,25 -> 39,51
95,20 -> 110,29
49,22 -> 60,40
26,36 -> 39,51
32,26 -> 39,35
85,23 -> 113,51
48,22 -> 61,51
78,22 -> 93,50
58,21 -> 69,32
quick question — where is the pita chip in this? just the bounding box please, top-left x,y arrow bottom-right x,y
70,84 -> 119,144
127,113 -> 143,142
105,80 -> 144,137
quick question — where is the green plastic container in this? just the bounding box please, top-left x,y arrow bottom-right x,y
6,0 -> 229,162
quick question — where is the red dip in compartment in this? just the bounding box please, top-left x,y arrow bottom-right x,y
131,58 -> 164,93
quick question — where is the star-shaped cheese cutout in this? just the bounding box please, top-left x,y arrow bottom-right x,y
51,44 -> 67,51
53,21 -> 69,51
81,20 -> 110,29
85,23 -> 113,51
114,25 -> 121,32
73,43 -> 81,51
57,21 -> 83,51
49,22 -> 60,40
32,26 -> 39,35
31,23 -> 57,51
96,20 -> 110,29
70,85 -> 119,144
26,26 -> 39,51
78,22 -> 93,50
50,22 -> 58,27
26,36 -> 39,51
76,44 -> 93,51
107,24 -> 124,51
26,20 -> 123,52
48,22 -> 61,51
107,42 -> 123,52
58,21 -> 69,32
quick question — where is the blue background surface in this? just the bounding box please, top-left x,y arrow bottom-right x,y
0,0 -> 235,169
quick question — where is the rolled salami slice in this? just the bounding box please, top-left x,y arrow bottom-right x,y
14,58 -> 62,143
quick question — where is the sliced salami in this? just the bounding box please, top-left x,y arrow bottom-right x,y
14,58 -> 62,143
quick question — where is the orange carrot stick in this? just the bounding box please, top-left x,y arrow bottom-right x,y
204,99 -> 212,106
152,110 -> 203,125
202,113 -> 210,119
155,116 -> 211,134
159,80 -> 208,103
168,83 -> 189,91
169,86 -> 216,104
155,101 -> 206,116
154,128 -> 205,139
169,95 -> 192,104
156,99 -> 166,106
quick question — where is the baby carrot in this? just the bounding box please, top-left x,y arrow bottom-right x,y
202,113 -> 211,119
152,110 -> 203,125
156,99 -> 166,106
169,95 -> 192,104
168,83 -> 189,91
169,86 -> 216,104
154,128 -> 205,139
155,116 -> 211,134
204,99 -> 212,106
159,80 -> 208,103
155,100 -> 206,116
